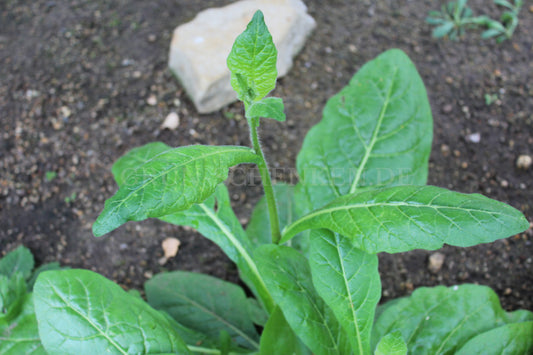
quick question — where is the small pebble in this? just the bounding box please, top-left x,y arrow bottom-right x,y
161,112 -> 180,130
516,155 -> 532,170
500,180 -> 509,188
147,95 -> 157,106
466,132 -> 481,143
440,144 -> 450,157
148,34 -> 157,42
442,104 -> 453,114
428,252 -> 445,273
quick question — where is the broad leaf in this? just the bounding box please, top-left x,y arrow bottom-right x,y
296,49 -> 432,210
227,10 -> 278,103
93,145 -> 258,236
281,185 -> 529,253
246,97 -> 286,122
160,184 -> 274,313
372,284 -> 533,354
374,331 -> 407,355
0,245 -> 34,279
246,183 -> 310,254
145,271 -> 259,350
34,269 -> 191,354
260,306 -> 311,355
309,230 -> 380,354
255,245 -> 350,355
0,293 -> 45,354
111,142 -> 273,313
456,322 -> 533,354
27,262 -> 63,291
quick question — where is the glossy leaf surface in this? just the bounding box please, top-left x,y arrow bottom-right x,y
93,145 -> 258,236
112,142 -> 171,186
145,271 -> 259,350
281,185 -> 529,253
255,245 -> 350,355
297,49 -> 432,210
227,10 -> 277,103
0,246 -> 34,279
372,284 -> 533,354
0,294 -> 45,354
34,269 -> 190,354
309,230 -> 380,354
259,306 -> 311,355
456,321 -> 533,354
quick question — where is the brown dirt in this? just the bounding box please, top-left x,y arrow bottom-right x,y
1,0 -> 532,311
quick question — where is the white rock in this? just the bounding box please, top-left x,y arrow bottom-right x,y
162,237 -> 181,258
161,112 -> 180,130
169,0 -> 316,113
428,252 -> 445,273
466,132 -> 481,143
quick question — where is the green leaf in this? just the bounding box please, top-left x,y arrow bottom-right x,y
112,142 -> 172,186
0,274 -> 27,325
372,284 -> 533,354
281,185 -> 529,253
0,245 -> 34,279
227,10 -> 278,103
145,271 -> 260,350
374,331 -> 407,355
259,306 -> 311,355
0,293 -> 46,355
296,49 -> 433,210
93,145 -> 258,237
309,230 -> 380,354
246,183 -> 310,254
34,269 -> 191,354
246,97 -> 285,122
255,245 -> 350,355
160,184 -> 274,313
432,22 -> 455,38
456,321 -> 533,354
247,298 -> 268,326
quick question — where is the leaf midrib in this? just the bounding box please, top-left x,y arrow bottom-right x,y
349,67 -> 399,194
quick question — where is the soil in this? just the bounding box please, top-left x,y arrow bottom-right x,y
1,0 -> 532,312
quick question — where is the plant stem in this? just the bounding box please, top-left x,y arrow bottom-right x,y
250,117 -> 282,244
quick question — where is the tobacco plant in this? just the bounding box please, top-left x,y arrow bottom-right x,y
3,10 -> 532,354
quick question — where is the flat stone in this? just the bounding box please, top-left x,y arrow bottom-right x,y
169,0 -> 316,113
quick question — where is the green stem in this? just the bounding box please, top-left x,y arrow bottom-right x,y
250,117 -> 282,244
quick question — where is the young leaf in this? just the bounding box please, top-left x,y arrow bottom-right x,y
34,269 -> 191,354
296,49 -> 432,210
160,184 -> 274,313
309,230 -> 380,354
374,331 -> 407,355
0,294 -> 46,355
372,284 -> 533,354
281,185 -> 529,253
227,10 -> 278,103
456,322 -> 533,354
255,245 -> 351,355
93,145 -> 259,237
246,97 -> 286,122
259,306 -> 311,355
145,271 -> 260,350
0,245 -> 34,279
